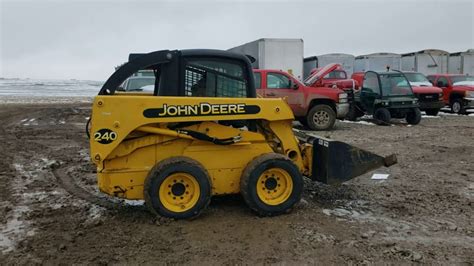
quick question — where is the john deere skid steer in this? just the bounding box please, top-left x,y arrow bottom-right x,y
89,49 -> 396,219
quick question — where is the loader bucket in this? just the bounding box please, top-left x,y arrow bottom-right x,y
310,136 -> 397,185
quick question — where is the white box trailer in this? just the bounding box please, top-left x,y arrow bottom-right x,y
228,38 -> 304,80
354,53 -> 401,72
448,49 -> 474,75
303,53 -> 355,79
401,49 -> 449,75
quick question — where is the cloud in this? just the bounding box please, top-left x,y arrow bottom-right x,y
1,0 -> 472,80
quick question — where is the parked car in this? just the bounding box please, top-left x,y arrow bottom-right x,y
253,68 -> 349,131
118,76 -> 155,92
426,74 -> 474,114
403,72 -> 444,116
349,71 -> 421,125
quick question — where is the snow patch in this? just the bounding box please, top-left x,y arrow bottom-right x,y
87,205 -> 105,220
122,199 -> 145,206
0,206 -> 32,254
22,118 -> 38,126
339,120 -> 375,126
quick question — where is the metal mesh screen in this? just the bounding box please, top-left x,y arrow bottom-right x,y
184,62 -> 247,98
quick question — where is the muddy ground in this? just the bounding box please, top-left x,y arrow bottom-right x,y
0,101 -> 473,264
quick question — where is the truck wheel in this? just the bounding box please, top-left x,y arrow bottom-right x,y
450,99 -> 465,114
306,105 -> 336,131
425,109 -> 439,116
240,153 -> 303,216
406,108 -> 422,125
144,157 -> 211,219
373,108 -> 391,125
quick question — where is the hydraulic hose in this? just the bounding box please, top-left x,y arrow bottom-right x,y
85,117 -> 91,139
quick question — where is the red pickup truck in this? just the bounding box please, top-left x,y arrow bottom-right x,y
253,66 -> 349,131
427,74 -> 474,114
402,72 -> 444,116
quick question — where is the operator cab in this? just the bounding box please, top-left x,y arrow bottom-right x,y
100,49 -> 256,98
362,71 -> 414,98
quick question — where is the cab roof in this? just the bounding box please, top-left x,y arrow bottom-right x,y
128,49 -> 251,63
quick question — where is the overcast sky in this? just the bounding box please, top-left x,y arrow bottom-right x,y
1,0 -> 473,80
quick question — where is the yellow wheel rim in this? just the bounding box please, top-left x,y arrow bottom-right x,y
256,168 -> 293,206
158,173 -> 200,213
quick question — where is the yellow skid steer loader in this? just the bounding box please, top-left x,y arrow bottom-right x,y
89,50 -> 396,219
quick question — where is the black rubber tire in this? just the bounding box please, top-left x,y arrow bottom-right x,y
144,156 -> 211,219
406,108 -> 422,125
450,98 -> 465,114
425,109 -> 439,116
240,153 -> 303,216
373,108 -> 391,125
306,104 -> 336,131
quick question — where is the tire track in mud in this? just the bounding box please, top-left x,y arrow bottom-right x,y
52,166 -> 123,210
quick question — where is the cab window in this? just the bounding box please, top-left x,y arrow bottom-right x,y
254,73 -> 261,89
437,77 -> 449,87
184,58 -> 248,98
118,72 -> 156,93
379,74 -> 412,96
362,72 -> 380,95
267,73 -> 290,89
324,70 -> 347,79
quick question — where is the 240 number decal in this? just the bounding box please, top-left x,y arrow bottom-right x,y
94,129 -> 117,144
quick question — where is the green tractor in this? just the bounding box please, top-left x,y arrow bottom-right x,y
347,71 -> 421,125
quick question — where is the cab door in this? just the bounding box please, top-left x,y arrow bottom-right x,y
253,72 -> 264,97
262,72 -> 305,115
435,76 -> 450,103
360,72 -> 381,113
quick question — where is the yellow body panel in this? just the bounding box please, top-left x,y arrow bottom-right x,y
91,95 -> 310,200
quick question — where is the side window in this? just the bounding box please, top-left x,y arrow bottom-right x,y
437,77 -> 448,87
184,59 -> 248,98
117,74 -> 156,93
124,77 -> 156,92
254,73 -> 261,89
362,72 -> 380,95
324,70 -> 347,79
267,73 -> 291,89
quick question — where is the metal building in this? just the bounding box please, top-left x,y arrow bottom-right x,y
401,49 -> 449,75
303,53 -> 355,79
354,53 -> 401,72
448,49 -> 474,76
